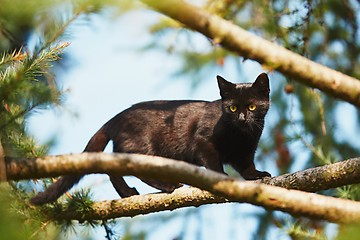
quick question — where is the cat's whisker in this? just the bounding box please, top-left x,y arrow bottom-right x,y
252,121 -> 264,132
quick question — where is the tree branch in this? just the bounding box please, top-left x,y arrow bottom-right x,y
141,0 -> 360,107
56,187 -> 226,222
5,153 -> 360,223
260,157 -> 360,192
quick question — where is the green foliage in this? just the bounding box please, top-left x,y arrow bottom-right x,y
0,184 -> 35,240
336,184 -> 360,201
65,189 -> 95,219
286,223 -> 326,240
53,189 -> 99,237
0,0 -> 81,158
336,222 -> 360,240
270,217 -> 327,240
0,0 -> 62,51
0,1 -> 110,238
0,183 -> 59,239
0,43 -> 67,157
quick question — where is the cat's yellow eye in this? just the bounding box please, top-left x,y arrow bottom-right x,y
229,105 -> 237,112
248,104 -> 256,111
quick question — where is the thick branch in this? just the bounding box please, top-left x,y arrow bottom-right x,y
142,0 -> 360,107
259,157 -> 360,191
6,153 -> 360,223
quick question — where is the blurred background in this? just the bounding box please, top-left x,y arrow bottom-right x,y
1,0 -> 360,239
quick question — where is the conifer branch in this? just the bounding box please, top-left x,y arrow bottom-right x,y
5,153 -> 360,223
141,0 -> 360,107
0,48 -> 26,68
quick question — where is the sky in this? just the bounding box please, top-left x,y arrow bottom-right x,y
24,6 -> 353,240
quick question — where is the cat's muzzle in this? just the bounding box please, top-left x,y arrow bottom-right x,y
238,112 -> 246,123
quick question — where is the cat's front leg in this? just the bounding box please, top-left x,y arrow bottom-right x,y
197,141 -> 225,174
231,154 -> 271,180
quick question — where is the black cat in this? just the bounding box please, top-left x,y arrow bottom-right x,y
30,73 -> 271,205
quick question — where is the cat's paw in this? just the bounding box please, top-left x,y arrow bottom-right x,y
119,187 -> 140,198
254,170 -> 271,179
242,169 -> 271,180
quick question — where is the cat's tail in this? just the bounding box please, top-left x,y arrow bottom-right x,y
30,126 -> 110,205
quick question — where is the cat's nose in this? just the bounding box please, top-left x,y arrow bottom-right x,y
238,112 -> 246,122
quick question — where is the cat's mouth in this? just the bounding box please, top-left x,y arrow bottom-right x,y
238,119 -> 263,133
236,117 -> 257,131
236,118 -> 250,129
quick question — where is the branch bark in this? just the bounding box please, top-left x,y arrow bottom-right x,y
6,153 -> 360,223
141,0 -> 360,107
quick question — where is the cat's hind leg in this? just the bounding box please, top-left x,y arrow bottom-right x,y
139,177 -> 182,193
109,175 -> 140,197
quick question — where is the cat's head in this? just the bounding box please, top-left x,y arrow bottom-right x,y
217,73 -> 270,132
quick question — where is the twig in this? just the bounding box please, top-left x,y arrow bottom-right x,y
30,219 -> 52,239
102,220 -> 113,240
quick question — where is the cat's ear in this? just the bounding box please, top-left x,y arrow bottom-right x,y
252,73 -> 270,94
217,75 -> 235,98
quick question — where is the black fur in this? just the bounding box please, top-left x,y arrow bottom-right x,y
30,73 -> 271,205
